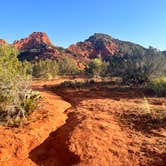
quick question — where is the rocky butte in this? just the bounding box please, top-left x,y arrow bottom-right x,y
13,32 -> 53,50
12,32 -> 74,61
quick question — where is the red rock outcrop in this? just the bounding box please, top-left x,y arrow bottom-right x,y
0,32 -> 149,67
0,39 -> 8,45
69,33 -> 118,61
13,32 -> 53,50
12,32 -> 76,62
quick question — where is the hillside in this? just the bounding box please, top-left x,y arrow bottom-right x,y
0,32 -> 165,64
68,33 -> 147,61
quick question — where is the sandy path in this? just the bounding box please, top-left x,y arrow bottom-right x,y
0,80 -> 71,166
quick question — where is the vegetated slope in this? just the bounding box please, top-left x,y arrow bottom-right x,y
68,33 -> 147,62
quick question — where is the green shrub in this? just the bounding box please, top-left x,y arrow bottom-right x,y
55,80 -> 95,89
109,47 -> 166,85
85,58 -> 109,78
147,77 -> 166,96
20,90 -> 41,115
0,45 -> 40,126
32,59 -> 59,79
58,56 -> 80,75
21,61 -> 33,79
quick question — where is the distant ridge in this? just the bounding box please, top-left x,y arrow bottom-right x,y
0,32 -> 165,64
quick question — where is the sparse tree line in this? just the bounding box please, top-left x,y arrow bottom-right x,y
24,56 -> 81,80
19,45 -> 166,97
85,47 -> 166,96
0,44 -> 166,126
23,47 -> 166,83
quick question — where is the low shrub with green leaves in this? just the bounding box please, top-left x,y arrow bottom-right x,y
55,80 -> 95,89
32,59 -> 59,80
58,56 -> 80,75
0,45 -> 40,126
85,58 -> 109,78
109,47 -> 166,85
147,77 -> 166,96
31,57 -> 80,79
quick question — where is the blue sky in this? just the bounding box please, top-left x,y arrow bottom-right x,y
0,0 -> 166,50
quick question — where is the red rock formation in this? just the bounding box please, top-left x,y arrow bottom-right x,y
13,32 -> 53,50
12,32 -> 76,62
10,32 -> 148,67
0,39 -> 8,45
69,33 -> 118,61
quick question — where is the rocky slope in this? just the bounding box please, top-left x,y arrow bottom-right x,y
11,32 -> 147,62
68,33 -> 147,61
13,32 -> 74,61
13,32 -> 53,50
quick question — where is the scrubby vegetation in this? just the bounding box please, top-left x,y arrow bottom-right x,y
54,80 -> 96,89
109,47 -> 166,85
58,56 -> 80,75
32,60 -> 59,80
147,77 -> 166,96
29,56 -> 80,80
30,46 -> 166,97
1,42 -> 165,127
85,58 -> 109,78
0,45 -> 40,126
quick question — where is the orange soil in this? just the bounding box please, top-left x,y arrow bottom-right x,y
0,79 -> 166,166
0,80 -> 71,166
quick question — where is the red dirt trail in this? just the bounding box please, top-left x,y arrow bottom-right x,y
0,80 -> 166,166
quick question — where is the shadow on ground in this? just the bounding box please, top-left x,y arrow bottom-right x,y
29,111 -> 81,166
29,83 -> 166,166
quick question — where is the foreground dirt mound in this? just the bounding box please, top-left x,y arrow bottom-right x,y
51,108 -> 136,166
30,84 -> 166,166
55,86 -> 166,166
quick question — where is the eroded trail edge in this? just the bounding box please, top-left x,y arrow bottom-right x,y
0,80 -> 71,165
